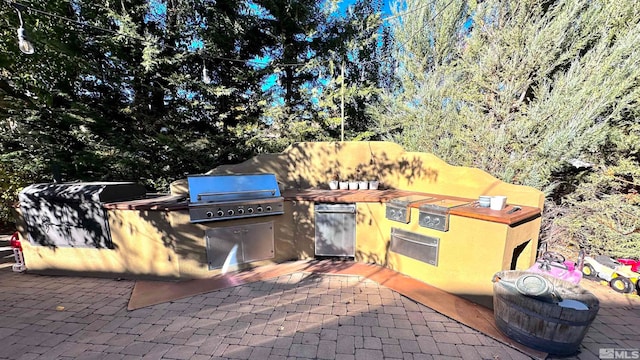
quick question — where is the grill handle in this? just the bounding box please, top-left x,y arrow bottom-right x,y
197,189 -> 277,200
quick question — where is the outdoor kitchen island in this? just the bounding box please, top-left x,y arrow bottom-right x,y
14,141 -> 544,307
282,189 -> 541,307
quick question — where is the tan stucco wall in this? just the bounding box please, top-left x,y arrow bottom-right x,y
171,141 -> 543,209
14,209 -> 181,278
353,203 -> 540,307
15,205 -> 299,279
16,141 -> 544,302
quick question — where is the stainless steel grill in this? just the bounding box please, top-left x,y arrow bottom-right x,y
385,195 -> 435,223
187,173 -> 284,223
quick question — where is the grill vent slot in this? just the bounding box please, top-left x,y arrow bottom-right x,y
390,228 -> 439,266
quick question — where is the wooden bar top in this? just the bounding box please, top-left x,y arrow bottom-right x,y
104,194 -> 189,211
104,189 -> 541,225
283,189 -> 541,225
282,189 -> 420,203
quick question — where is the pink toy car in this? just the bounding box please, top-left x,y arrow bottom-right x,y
526,246 -> 584,285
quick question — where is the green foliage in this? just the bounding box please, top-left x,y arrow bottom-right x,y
0,0 -> 273,219
260,0 -> 392,142
553,113 -> 640,259
373,0 -> 640,258
0,0 -> 389,223
555,165 -> 640,259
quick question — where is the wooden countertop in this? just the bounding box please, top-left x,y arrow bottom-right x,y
282,189 -> 420,203
283,189 -> 541,225
104,189 -> 541,225
104,194 -> 189,211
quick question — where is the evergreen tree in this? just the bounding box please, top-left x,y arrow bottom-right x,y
372,0 -> 640,257
0,0 -> 272,221
0,0 -> 387,224
259,0 -> 392,143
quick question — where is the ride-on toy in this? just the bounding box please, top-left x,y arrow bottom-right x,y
525,244 -> 584,284
617,259 -> 640,273
582,255 -> 640,294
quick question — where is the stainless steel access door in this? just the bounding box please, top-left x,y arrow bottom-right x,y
314,203 -> 356,257
205,221 -> 275,270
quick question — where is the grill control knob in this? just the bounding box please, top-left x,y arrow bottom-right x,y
217,210 -> 224,217
206,211 -> 214,218
227,209 -> 235,216
256,206 -> 263,213
237,208 -> 244,215
247,208 -> 254,214
265,206 -> 272,212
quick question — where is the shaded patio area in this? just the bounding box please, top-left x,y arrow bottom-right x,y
0,258 -> 639,360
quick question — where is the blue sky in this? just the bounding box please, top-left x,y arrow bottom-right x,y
259,0 -> 394,92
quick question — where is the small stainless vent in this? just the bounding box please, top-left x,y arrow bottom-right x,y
390,228 -> 439,266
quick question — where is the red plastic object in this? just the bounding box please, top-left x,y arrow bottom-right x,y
9,232 -> 21,250
618,259 -> 640,273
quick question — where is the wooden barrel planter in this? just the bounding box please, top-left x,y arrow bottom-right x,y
493,270 -> 600,356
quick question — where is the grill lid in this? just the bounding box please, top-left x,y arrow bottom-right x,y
187,173 -> 281,204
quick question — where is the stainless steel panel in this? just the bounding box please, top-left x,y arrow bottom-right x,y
314,204 -> 356,257
205,221 -> 275,270
418,212 -> 450,232
385,203 -> 410,223
385,195 -> 434,224
388,195 -> 434,206
242,222 -> 275,263
390,228 -> 439,266
189,198 -> 283,223
418,200 -> 468,232
19,182 -> 146,203
187,173 -> 284,223
205,226 -> 241,270
315,203 -> 356,213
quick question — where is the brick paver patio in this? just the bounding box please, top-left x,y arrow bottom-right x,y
0,264 -> 638,359
0,269 -> 536,360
